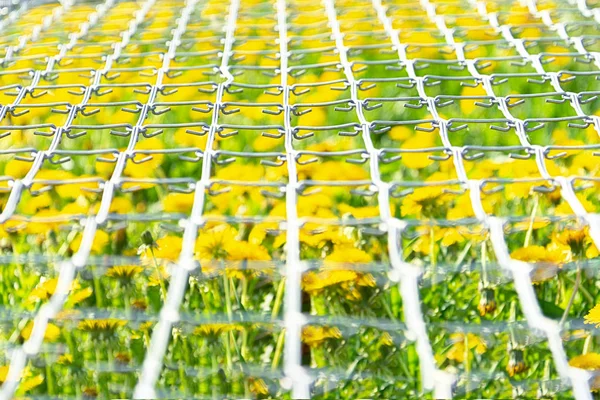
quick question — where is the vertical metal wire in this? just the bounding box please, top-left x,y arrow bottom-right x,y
371,0 -> 465,396
133,0 -> 240,397
1,0 -> 600,398
277,0 -> 312,398
0,1 -> 123,397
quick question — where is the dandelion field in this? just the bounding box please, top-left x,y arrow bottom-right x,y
2,0 -> 600,398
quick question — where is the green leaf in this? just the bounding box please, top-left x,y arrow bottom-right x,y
538,299 -> 564,319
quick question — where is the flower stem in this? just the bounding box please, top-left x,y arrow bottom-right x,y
583,333 -> 593,354
271,330 -> 285,371
565,274 -> 594,304
93,273 -> 104,308
560,266 -> 581,326
429,227 -> 437,290
481,239 -> 488,285
429,227 -> 436,267
524,194 -> 539,248
45,352 -> 55,395
241,276 -> 249,310
464,334 -> 470,374
211,352 -> 219,399
224,331 -> 233,371
271,277 -> 286,320
150,248 -> 167,302
223,273 -> 233,320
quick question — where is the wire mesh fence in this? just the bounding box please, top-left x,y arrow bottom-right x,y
0,0 -> 599,398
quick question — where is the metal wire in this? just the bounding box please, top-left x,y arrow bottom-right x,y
1,0 -> 600,398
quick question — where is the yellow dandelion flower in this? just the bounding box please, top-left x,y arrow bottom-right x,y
33,169 -> 74,183
588,244 -> 600,259
195,225 -> 238,262
306,139 -> 352,153
447,194 -> 478,220
311,161 -> 368,181
299,106 -> 326,126
388,125 -> 413,142
248,378 -> 269,396
446,333 -> 487,363
299,225 -> 354,248
553,227 -> 590,258
337,204 -> 379,218
163,192 -> 195,213
459,85 -> 487,115
55,309 -> 81,321
504,181 -> 536,199
511,245 -> 566,282
570,353 -> 600,370
410,227 -> 442,254
511,245 -> 563,263
139,321 -> 154,332
148,265 -> 169,287
78,319 -> 126,336
440,227 -> 467,247
173,127 -> 208,148
302,270 -> 358,293
200,241 -> 273,279
106,265 -> 144,284
356,273 -> 376,287
28,278 -> 92,306
194,323 -> 243,336
54,177 -> 99,199
215,163 -> 265,181
571,152 -> 600,176
401,186 -> 449,218
226,241 -> 271,261
28,278 -> 58,303
57,353 -> 73,365
585,304 -> 600,327
60,199 -> 90,216
65,286 -> 93,308
325,247 -> 372,264
380,332 -> 394,346
70,230 -> 109,254
400,134 -> 436,169
143,235 -> 183,262
95,156 -> 117,179
512,218 -> 550,232
0,366 -> 44,394
21,192 -> 52,214
555,201 -> 577,216
5,159 -> 33,179
297,193 -> 333,217
90,197 -> 133,214
17,374 -> 44,394
248,221 -> 281,246
252,135 -> 280,151
20,321 -> 61,342
123,141 -> 165,178
302,325 -> 342,347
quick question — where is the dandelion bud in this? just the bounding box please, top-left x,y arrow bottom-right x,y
115,352 -> 131,364
507,348 -> 527,376
112,227 -> 127,253
478,287 -> 497,316
83,387 -> 99,398
132,299 -> 148,311
141,230 -> 155,247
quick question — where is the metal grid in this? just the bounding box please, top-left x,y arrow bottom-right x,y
0,0 -> 599,398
